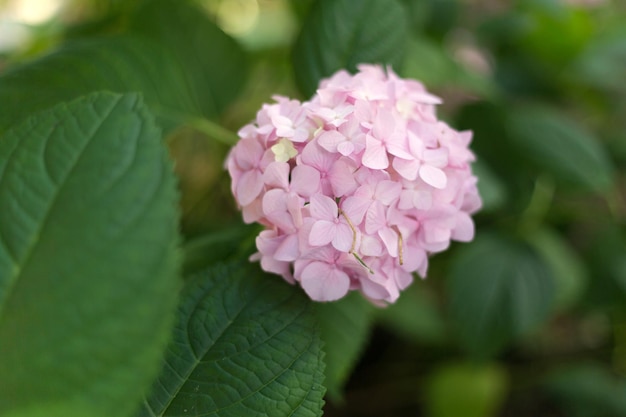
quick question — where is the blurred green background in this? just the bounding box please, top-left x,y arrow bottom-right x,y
1,0 -> 625,416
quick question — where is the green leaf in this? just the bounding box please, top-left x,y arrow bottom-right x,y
584,225 -> 626,308
182,224 -> 259,276
0,2 -> 247,133
401,37 -> 453,87
426,362 -> 508,417
288,0 -> 315,22
0,92 -> 180,417
129,0 -> 247,117
545,364 -> 626,417
292,0 -> 409,97
528,228 -> 588,312
447,233 -> 555,358
506,105 -> 614,193
473,159 -> 507,213
519,4 -> 593,69
0,36 -> 193,133
571,28 -> 626,94
138,262 -> 326,417
455,101 -> 524,184
315,292 -> 375,402
397,0 -> 432,34
402,37 -> 496,99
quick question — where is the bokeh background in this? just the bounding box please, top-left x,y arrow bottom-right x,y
1,0 -> 625,416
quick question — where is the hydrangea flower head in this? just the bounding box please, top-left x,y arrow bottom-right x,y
227,65 -> 481,304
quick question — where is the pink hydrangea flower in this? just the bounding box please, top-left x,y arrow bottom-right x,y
227,64 -> 481,304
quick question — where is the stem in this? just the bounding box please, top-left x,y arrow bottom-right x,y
186,116 -> 240,146
398,231 -> 404,266
339,208 -> 358,254
353,253 -> 374,274
339,208 -> 374,274
153,107 -> 240,146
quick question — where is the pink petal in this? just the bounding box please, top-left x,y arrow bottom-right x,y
265,211 -> 296,234
291,165 -> 321,197
419,165 -> 447,189
274,233 -> 300,261
372,107 -> 396,138
386,140 -> 413,160
262,188 -> 288,214
300,262 -> 350,301
378,227 -> 399,257
459,130 -> 473,146
236,170 -> 264,206
309,220 -> 335,246
375,180 -> 402,205
423,148 -> 449,168
263,161 -> 290,189
400,243 -> 427,272
272,114 -> 294,137
362,135 -> 389,169
293,126 -> 310,142
360,234 -> 383,256
358,273 -> 391,301
337,141 -> 355,156
235,139 -> 263,170
398,190 -> 415,210
365,201 -> 387,234
286,193 -> 304,228
329,158 -> 358,197
301,140 -> 336,172
423,223 -> 451,244
260,256 -> 293,283
407,130 -> 425,156
310,194 -> 338,220
242,199 -> 263,223
392,157 -> 420,181
317,130 -> 345,153
394,268 -> 413,291
332,223 -> 354,252
263,190 -> 296,232
451,212 -> 475,242
341,196 -> 370,226
412,189 -> 433,210
255,229 -> 281,254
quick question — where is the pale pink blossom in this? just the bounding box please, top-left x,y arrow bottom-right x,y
226,64 -> 482,304
308,194 -> 355,252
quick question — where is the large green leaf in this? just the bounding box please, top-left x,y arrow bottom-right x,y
129,0 -> 247,117
571,28 -> 626,94
0,2 -> 247,133
0,92 -> 180,417
0,37 -> 192,133
315,292 -> 374,402
506,105 -> 614,193
529,228 -> 588,312
292,0 -> 409,97
447,233 -> 555,358
138,262 -> 326,417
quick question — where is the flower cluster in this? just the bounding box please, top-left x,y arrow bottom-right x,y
226,65 -> 481,303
